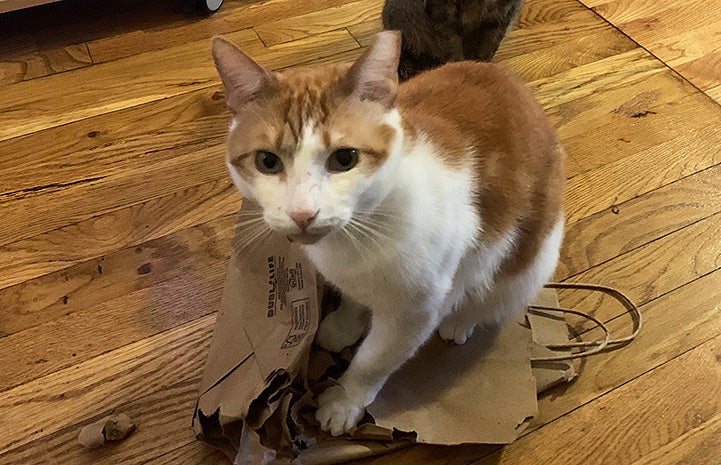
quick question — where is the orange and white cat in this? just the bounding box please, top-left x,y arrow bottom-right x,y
212,31 -> 564,437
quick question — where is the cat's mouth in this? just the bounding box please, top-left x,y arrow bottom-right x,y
287,232 -> 327,245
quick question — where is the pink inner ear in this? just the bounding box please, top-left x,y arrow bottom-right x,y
343,31 -> 401,108
212,36 -> 275,111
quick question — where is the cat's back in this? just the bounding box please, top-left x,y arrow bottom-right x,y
397,60 -> 561,176
397,61 -> 555,149
397,61 -> 564,262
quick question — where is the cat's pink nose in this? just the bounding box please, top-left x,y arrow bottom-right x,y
289,210 -> 318,231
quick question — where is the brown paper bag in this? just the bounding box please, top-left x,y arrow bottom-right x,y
193,206 -> 575,464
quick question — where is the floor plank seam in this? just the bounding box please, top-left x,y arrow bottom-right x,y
83,41 -> 95,66
561,207 -> 721,284
506,333 -> 721,457
572,0 -> 721,108
0,175 -> 107,201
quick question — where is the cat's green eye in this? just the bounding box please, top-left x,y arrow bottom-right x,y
255,150 -> 283,174
327,148 -> 359,172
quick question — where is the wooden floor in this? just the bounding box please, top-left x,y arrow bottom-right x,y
1,0 -> 720,463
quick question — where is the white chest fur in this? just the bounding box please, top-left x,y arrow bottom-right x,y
303,137 -> 479,311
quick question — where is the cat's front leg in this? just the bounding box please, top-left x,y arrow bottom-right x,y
315,295 -> 444,436
315,296 -> 369,353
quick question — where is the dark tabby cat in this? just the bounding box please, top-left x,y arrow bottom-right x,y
382,0 -> 525,80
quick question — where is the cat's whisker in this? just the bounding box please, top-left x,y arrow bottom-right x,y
340,226 -> 368,264
233,223 -> 271,255
346,221 -> 387,262
350,216 -> 397,242
234,217 -> 266,230
349,218 -> 391,247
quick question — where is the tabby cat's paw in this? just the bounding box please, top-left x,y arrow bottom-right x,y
315,385 -> 365,437
438,317 -> 476,345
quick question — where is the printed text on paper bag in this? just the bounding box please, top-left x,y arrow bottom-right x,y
266,255 -> 306,317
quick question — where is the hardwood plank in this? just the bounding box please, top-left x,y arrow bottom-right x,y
631,412 -> 721,465
85,0 -> 351,63
0,212 -> 235,337
0,145 -> 228,248
0,28 -> 259,143
708,84 -> 721,104
0,378 -> 205,465
500,19 -> 635,81
560,209 -> 721,333
560,163 -> 721,278
528,49 -> 664,112
0,259 -> 224,392
537,268 -> 721,427
0,313 -> 214,455
518,0 -> 582,28
347,18 -> 382,47
146,442 -> 230,465
0,180 -> 237,291
280,46 -> 367,70
470,333 -> 721,465
557,87 -> 716,180
254,0 -> 383,46
675,48 -> 721,91
0,28 -> 359,142
593,1 -> 716,43
564,114 -> 721,224
585,0 -> 721,101
0,43 -> 91,85
0,86 -> 228,197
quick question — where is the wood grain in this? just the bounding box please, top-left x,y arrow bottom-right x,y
0,28 -> 259,142
471,333 -> 721,465
0,43 -> 91,85
583,0 -> 721,100
563,111 -> 721,223
559,209 -> 721,334
0,378 -> 206,465
347,18 -> 382,47
0,28 -> 359,142
0,181 -> 238,291
550,76 -> 710,179
0,86 -> 228,197
2,0 -> 721,463
560,163 -> 721,279
631,412 -> 721,465
537,267 -> 721,427
255,0 -> 383,46
0,314 -> 214,455
85,0 -> 352,63
0,146 -> 229,249
707,84 -> 721,103
0,212 -> 236,337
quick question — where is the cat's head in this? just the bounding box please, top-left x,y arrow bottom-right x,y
212,32 -> 402,245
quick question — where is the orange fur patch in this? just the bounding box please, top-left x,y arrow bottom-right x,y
398,61 -> 565,274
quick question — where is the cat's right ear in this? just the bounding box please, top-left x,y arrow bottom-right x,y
211,36 -> 276,112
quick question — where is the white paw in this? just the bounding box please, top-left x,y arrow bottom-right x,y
315,310 -> 364,353
315,385 -> 365,437
439,317 -> 476,345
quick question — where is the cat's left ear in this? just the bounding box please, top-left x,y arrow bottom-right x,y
211,36 -> 277,112
339,31 -> 401,108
